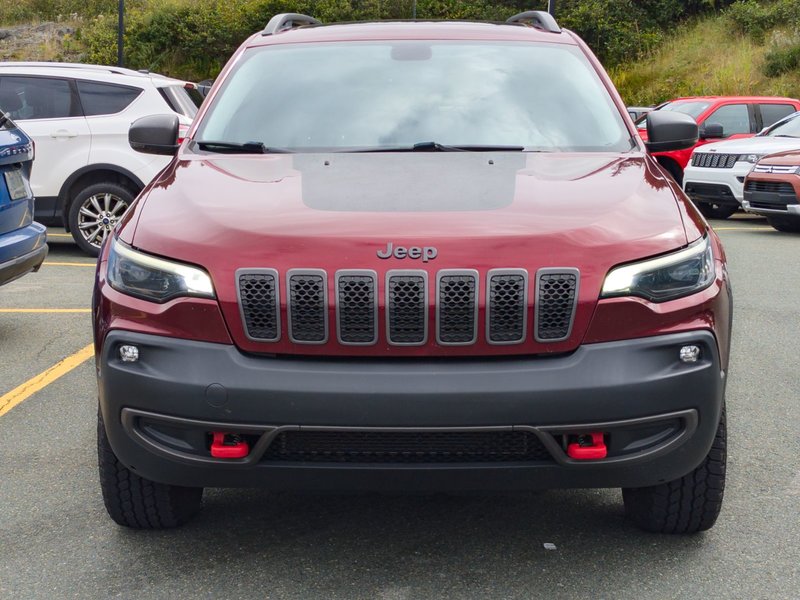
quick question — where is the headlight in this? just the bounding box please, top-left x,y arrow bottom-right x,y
601,236 -> 715,302
738,153 -> 764,164
107,237 -> 215,303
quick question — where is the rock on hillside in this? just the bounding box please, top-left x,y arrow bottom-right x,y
0,21 -> 80,61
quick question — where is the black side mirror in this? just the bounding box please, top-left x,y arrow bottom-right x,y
129,114 -> 180,155
645,111 -> 699,153
699,123 -> 724,139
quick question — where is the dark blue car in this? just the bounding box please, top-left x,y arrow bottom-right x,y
0,109 -> 47,286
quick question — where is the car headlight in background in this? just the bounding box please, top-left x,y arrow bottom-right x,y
738,154 -> 764,164
107,237 -> 215,302
601,236 -> 715,302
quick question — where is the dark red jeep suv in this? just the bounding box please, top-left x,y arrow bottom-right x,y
93,12 -> 732,533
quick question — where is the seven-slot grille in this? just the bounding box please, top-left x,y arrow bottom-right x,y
237,269 -> 580,346
691,153 -> 738,169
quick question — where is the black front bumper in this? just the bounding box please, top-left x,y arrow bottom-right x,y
684,182 -> 740,207
98,330 -> 725,491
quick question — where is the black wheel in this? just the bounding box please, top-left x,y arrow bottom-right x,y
623,408 -> 726,534
98,408 -> 203,529
766,215 -> 800,233
68,182 -> 135,256
697,203 -> 737,220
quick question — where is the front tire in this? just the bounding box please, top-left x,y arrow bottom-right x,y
98,409 -> 203,529
697,203 -> 737,220
766,215 -> 800,233
68,183 -> 135,256
623,408 -> 726,534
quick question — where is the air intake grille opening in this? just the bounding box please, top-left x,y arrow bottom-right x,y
437,272 -> 478,344
536,271 -> 578,341
487,271 -> 527,344
288,271 -> 327,343
387,273 -> 427,345
337,273 -> 377,344
263,430 -> 554,463
238,271 -> 279,341
692,153 -> 738,169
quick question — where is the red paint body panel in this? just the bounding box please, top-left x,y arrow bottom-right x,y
95,21 -> 732,368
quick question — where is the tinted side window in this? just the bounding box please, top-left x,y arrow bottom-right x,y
0,76 -> 73,120
705,104 -> 750,137
77,81 -> 142,116
760,104 -> 796,128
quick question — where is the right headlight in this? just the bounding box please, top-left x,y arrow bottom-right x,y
107,237 -> 215,303
601,236 -> 715,303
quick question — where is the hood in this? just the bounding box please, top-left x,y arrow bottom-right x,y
757,150 -> 800,166
124,151 -> 693,357
694,136 -> 800,155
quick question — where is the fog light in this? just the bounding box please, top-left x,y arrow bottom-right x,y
679,345 -> 701,363
119,345 -> 139,362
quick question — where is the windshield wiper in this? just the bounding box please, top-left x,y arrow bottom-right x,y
194,140 -> 293,154
771,134 -> 799,138
352,142 -> 525,152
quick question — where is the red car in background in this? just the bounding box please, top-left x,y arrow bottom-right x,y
637,96 -> 800,184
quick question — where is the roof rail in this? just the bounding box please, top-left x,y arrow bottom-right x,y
262,13 -> 321,36
506,11 -> 561,34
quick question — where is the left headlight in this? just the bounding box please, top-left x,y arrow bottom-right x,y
601,236 -> 715,303
738,153 -> 764,164
107,237 -> 215,303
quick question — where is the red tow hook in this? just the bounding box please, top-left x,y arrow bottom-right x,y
210,432 -> 250,459
567,432 -> 608,460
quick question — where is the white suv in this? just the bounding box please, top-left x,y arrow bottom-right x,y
683,111 -> 800,219
0,62 -> 200,254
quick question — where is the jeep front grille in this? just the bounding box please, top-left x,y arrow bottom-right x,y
387,271 -> 428,345
237,268 -> 580,347
691,153 -> 738,169
237,269 -> 280,341
536,270 -> 579,341
436,270 -> 478,345
336,271 -> 378,345
287,270 -> 328,343
262,429 -> 554,463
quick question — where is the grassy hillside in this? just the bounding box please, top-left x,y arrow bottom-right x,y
612,12 -> 800,105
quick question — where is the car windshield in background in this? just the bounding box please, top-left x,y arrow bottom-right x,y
764,112 -> 800,137
636,100 -> 711,127
159,85 -> 202,118
196,41 -> 634,152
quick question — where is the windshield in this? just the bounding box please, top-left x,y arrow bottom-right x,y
196,41 -> 633,152
635,100 -> 710,127
763,112 -> 800,138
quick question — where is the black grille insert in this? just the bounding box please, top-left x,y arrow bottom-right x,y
238,270 -> 279,341
387,272 -> 427,345
692,153 -> 738,169
437,271 -> 478,344
536,270 -> 578,341
288,271 -> 327,343
487,270 -> 527,344
336,272 -> 377,345
263,430 -> 554,463
744,181 -> 796,195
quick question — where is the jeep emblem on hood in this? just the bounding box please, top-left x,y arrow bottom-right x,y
377,242 -> 438,262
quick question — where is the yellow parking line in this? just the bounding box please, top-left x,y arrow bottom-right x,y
0,308 -> 91,313
43,261 -> 96,267
47,233 -> 73,238
0,343 -> 94,417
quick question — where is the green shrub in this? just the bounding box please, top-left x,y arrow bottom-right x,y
764,43 -> 800,77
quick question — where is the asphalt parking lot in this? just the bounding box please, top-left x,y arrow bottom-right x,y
1,218 -> 798,599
